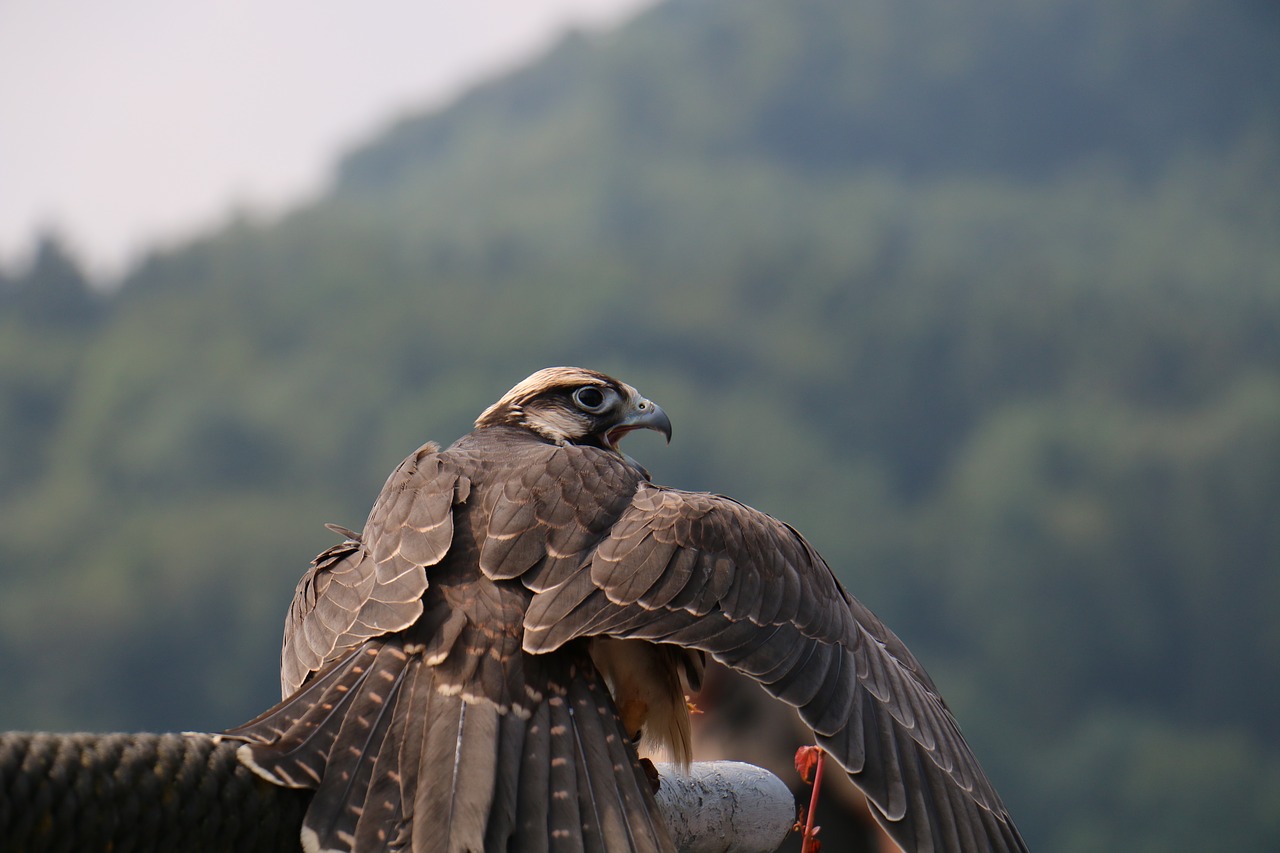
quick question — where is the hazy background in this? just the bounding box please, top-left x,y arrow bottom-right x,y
2,1 -> 1278,851
0,0 -> 653,276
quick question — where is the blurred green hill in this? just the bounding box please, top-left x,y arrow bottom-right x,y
2,0 -> 1278,849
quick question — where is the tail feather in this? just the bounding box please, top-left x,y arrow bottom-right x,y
567,675 -> 653,853
547,686 -> 589,853
300,642 -> 411,852
391,654 -> 430,820
448,701 -> 501,833
568,688 -> 611,853
363,716 -> 409,850
481,708 -> 533,850
229,642 -> 383,789
226,643 -> 675,852
413,689 -> 465,848
514,700 -> 553,853
411,691 -> 500,853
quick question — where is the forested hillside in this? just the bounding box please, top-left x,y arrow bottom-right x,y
2,0 -> 1278,850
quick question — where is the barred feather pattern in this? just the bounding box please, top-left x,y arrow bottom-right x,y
231,612 -> 672,853
226,368 -> 1028,853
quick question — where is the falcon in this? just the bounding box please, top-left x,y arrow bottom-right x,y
226,367 -> 1028,852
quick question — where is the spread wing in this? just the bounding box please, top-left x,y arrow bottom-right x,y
524,482 -> 1028,853
280,441 -> 466,697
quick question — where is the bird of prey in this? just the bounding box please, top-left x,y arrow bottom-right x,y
226,367 -> 1028,853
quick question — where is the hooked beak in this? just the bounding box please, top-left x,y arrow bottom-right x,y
606,397 -> 672,450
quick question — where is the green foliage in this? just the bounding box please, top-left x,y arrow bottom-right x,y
1023,709 -> 1280,852
921,380 -> 1280,734
1,0 -> 1278,849
0,236 -> 100,488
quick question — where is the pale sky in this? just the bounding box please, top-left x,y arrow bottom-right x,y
0,0 -> 655,279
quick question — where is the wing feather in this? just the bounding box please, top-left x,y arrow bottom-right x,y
524,481 -> 1027,852
280,442 -> 460,697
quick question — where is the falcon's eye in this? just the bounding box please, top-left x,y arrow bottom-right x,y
573,386 -> 609,413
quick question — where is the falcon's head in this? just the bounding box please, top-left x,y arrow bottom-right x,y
476,367 -> 672,452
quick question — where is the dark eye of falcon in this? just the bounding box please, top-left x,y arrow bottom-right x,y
573,385 -> 609,413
